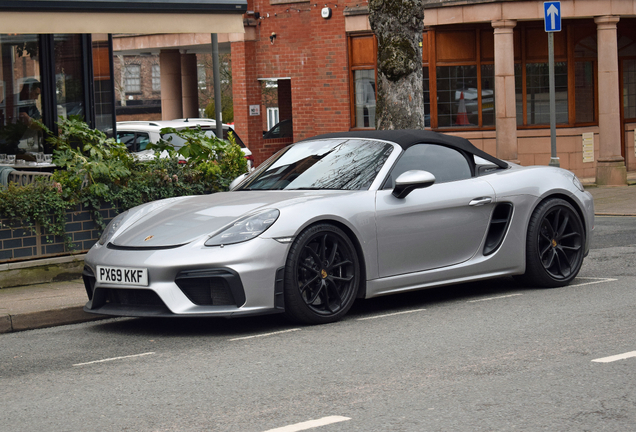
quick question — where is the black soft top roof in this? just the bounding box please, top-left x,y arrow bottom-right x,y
307,129 -> 508,169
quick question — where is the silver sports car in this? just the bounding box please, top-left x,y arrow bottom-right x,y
83,130 -> 594,324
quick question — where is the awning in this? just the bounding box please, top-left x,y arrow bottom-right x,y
0,0 -> 247,34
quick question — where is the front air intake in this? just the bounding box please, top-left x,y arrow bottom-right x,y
175,269 -> 246,307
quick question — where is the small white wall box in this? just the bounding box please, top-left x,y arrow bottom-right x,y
321,7 -> 332,19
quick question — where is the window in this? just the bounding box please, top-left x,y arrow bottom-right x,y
0,34 -> 44,154
117,132 -> 136,151
136,133 -> 150,150
124,64 -> 141,93
518,62 -> 569,125
430,29 -> 495,129
92,35 -> 115,134
54,34 -> 85,121
354,69 -> 376,128
436,65 -> 478,127
619,28 -> 636,121
116,132 -> 150,152
197,64 -> 206,90
349,34 -> 376,129
514,25 -> 570,126
267,107 -> 279,130
624,59 -> 636,120
152,64 -> 161,92
574,32 -> 597,124
350,20 -> 600,132
385,144 -> 471,189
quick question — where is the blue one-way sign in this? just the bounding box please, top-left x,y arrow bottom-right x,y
544,1 -> 561,32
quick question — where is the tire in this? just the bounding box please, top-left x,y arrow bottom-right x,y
283,224 -> 360,324
516,198 -> 585,288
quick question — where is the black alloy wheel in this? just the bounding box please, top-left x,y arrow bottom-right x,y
517,198 -> 585,287
284,224 -> 360,324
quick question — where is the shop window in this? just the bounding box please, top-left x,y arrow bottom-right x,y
92,34 -> 115,135
0,34 -> 44,154
124,64 -> 141,93
54,34 -> 85,121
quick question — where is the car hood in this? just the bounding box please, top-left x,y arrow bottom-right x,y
110,190 -> 351,248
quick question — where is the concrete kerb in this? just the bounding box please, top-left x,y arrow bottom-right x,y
1,307 -> 105,334
0,254 -> 86,289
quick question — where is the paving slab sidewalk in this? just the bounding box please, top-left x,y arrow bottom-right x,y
1,185 -> 635,334
587,186 -> 636,216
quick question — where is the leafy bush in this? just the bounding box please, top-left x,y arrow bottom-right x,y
0,180 -> 71,247
0,118 -> 249,249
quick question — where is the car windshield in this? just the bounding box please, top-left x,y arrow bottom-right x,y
238,138 -> 394,191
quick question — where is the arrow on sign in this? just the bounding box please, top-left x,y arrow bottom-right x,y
547,3 -> 559,30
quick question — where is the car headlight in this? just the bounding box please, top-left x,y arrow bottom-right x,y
205,209 -> 280,247
572,175 -> 585,192
98,211 -> 130,245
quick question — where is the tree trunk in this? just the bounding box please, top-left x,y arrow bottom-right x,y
369,0 -> 425,130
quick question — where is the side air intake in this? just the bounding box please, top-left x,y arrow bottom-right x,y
483,203 -> 513,256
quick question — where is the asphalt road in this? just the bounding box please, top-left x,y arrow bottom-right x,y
1,216 -> 635,431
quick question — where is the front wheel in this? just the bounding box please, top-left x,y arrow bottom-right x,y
283,224 -> 360,324
516,198 -> 585,288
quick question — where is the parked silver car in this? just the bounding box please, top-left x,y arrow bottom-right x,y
83,130 -> 593,324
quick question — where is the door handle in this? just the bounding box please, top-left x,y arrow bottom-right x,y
469,197 -> 492,206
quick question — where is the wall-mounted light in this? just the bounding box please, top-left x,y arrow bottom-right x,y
270,32 -> 277,44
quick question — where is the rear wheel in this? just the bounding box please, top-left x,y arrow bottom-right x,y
516,198 -> 585,287
284,224 -> 359,324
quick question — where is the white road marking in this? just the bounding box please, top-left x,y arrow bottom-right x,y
592,351 -> 636,363
569,277 -> 618,287
467,293 -> 522,303
357,308 -> 426,321
263,416 -> 351,432
229,328 -> 301,341
73,352 -> 155,366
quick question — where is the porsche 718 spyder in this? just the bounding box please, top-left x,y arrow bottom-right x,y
83,130 -> 594,324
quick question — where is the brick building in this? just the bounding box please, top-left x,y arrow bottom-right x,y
229,0 -> 636,185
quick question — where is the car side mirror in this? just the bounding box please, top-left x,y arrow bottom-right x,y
229,173 -> 249,190
392,170 -> 436,199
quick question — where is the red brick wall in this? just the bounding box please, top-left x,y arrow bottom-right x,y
232,0 -> 356,165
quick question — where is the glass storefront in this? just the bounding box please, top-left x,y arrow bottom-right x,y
0,34 -> 44,154
0,33 -> 114,156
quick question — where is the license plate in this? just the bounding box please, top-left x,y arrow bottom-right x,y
96,266 -> 148,286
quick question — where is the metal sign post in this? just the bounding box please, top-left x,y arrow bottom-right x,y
544,1 -> 561,167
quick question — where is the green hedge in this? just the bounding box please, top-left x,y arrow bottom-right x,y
0,117 -> 248,252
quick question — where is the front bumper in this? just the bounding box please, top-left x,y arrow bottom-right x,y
83,236 -> 289,317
